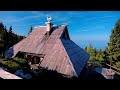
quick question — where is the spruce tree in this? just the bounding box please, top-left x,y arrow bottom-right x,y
9,25 -> 12,33
106,19 -> 120,65
0,22 -> 4,31
8,25 -> 13,47
0,21 -> 25,57
84,46 -> 87,52
2,26 -> 8,40
0,25 -> 8,57
86,43 -> 95,60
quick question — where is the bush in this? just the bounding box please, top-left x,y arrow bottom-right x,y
0,58 -> 21,72
0,60 -> 20,71
0,60 -> 20,70
13,57 -> 27,65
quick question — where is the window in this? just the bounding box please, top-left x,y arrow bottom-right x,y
31,56 -> 43,64
26,53 -> 45,65
36,57 -> 40,64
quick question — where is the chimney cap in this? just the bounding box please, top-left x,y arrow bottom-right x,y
47,17 -> 52,22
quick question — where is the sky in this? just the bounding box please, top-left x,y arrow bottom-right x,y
0,11 -> 120,50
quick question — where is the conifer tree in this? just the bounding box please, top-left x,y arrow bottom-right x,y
84,46 -> 87,52
9,25 -> 12,33
2,26 -> 8,41
0,22 -> 25,57
8,25 -> 13,47
106,19 -> 120,65
0,22 -> 4,31
0,25 -> 8,57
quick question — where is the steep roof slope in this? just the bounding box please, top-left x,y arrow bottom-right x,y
5,26 -> 47,57
5,25 -> 89,77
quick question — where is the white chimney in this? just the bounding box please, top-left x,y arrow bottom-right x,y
45,17 -> 52,35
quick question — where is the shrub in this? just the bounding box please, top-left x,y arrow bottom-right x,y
13,57 -> 27,65
0,59 -> 21,71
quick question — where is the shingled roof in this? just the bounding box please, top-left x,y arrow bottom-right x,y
5,21 -> 89,77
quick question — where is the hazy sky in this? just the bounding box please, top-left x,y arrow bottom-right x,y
0,11 -> 120,50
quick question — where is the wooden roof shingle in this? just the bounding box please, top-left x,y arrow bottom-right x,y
5,25 -> 90,77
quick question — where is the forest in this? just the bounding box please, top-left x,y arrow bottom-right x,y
0,22 -> 31,57
84,19 -> 120,70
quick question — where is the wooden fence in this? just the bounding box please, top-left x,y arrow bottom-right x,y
102,62 -> 120,75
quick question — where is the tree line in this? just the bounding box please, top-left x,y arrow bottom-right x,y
0,22 -> 26,57
84,43 -> 104,67
84,19 -> 120,69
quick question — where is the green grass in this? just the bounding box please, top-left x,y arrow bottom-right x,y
0,57 -> 27,72
0,60 -> 21,71
13,57 -> 27,64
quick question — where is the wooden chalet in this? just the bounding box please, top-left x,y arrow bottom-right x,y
5,17 -> 90,77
